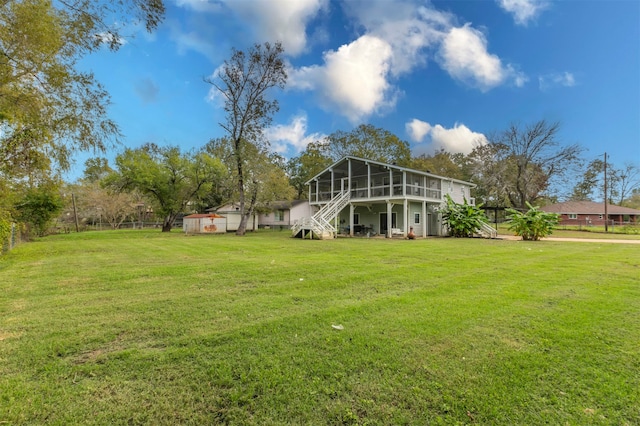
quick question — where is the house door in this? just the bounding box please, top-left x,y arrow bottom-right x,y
379,213 -> 397,234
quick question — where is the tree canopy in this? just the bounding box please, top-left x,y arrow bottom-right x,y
324,124 -> 411,166
107,144 -> 224,232
206,42 -> 287,235
0,0 -> 165,176
470,120 -> 582,208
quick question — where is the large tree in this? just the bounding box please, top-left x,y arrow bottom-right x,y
286,141 -> 333,199
107,144 -> 224,232
474,120 -> 582,209
409,149 -> 470,181
0,0 -> 165,177
205,42 -> 287,236
570,158 -> 604,201
324,124 -> 411,166
205,137 -> 296,217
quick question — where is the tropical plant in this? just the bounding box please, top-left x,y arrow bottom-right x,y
441,194 -> 487,237
506,202 -> 559,241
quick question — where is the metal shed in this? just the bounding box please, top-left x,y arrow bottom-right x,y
183,213 -> 226,234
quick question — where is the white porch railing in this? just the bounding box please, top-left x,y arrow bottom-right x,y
477,220 -> 498,239
292,191 -> 351,239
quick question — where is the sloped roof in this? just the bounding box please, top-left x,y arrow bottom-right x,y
305,156 -> 476,187
184,213 -> 225,219
264,200 -> 307,210
541,201 -> 640,215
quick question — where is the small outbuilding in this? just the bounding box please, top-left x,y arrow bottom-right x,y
183,213 -> 226,234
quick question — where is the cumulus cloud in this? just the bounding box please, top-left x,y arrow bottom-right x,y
342,0 -> 452,76
437,24 -> 526,91
406,118 -> 432,143
289,35 -> 397,123
186,0 -> 528,123
496,0 -> 550,26
221,0 -> 328,56
538,71 -> 576,91
406,119 -> 486,155
264,114 -> 327,154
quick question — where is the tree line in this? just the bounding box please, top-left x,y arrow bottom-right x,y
1,2 -> 638,239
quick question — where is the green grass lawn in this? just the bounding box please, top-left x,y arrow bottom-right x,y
1,230 -> 639,425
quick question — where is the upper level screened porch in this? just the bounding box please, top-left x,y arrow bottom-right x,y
307,157 -> 474,206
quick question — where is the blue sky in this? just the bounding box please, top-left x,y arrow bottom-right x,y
74,0 -> 640,179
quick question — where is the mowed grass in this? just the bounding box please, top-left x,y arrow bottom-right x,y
1,230 -> 639,425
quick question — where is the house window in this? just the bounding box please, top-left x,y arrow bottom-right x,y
353,213 -> 360,225
598,214 -> 603,219
275,210 -> 284,221
568,214 -> 577,219
414,213 -> 420,224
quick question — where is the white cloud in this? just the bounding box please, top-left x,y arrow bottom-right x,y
342,1 -> 452,76
406,119 -> 432,143
497,0 -> 550,26
538,71 -> 576,91
437,24 -> 526,91
406,119 -> 486,155
222,0 -> 328,56
289,35 -> 397,123
264,114 -> 327,154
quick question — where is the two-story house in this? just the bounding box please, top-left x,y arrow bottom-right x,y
293,156 -> 481,239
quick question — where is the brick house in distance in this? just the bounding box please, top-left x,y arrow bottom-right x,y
541,201 -> 640,226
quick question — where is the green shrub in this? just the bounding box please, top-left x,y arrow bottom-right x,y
506,202 -> 559,241
441,194 -> 487,238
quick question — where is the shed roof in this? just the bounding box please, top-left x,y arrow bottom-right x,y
184,213 -> 225,219
541,201 -> 640,215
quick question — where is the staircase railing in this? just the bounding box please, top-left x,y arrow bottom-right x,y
292,191 -> 351,239
477,220 -> 498,239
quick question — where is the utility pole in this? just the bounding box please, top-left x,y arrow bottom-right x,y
603,153 -> 608,233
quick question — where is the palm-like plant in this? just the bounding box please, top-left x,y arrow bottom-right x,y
441,194 -> 487,237
506,203 -> 559,241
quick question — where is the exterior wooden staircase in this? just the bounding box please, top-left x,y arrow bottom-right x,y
292,191 -> 351,239
476,220 -> 498,239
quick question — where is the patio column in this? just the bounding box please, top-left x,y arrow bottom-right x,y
350,203 -> 355,237
422,201 -> 427,238
387,201 -> 393,238
367,163 -> 371,198
315,179 -> 319,203
402,171 -> 406,197
330,168 -> 334,199
403,198 -> 408,237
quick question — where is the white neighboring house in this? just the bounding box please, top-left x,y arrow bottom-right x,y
258,200 -> 312,230
293,156 -> 493,239
209,203 -> 256,232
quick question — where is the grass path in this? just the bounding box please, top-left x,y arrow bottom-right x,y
1,230 -> 639,424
